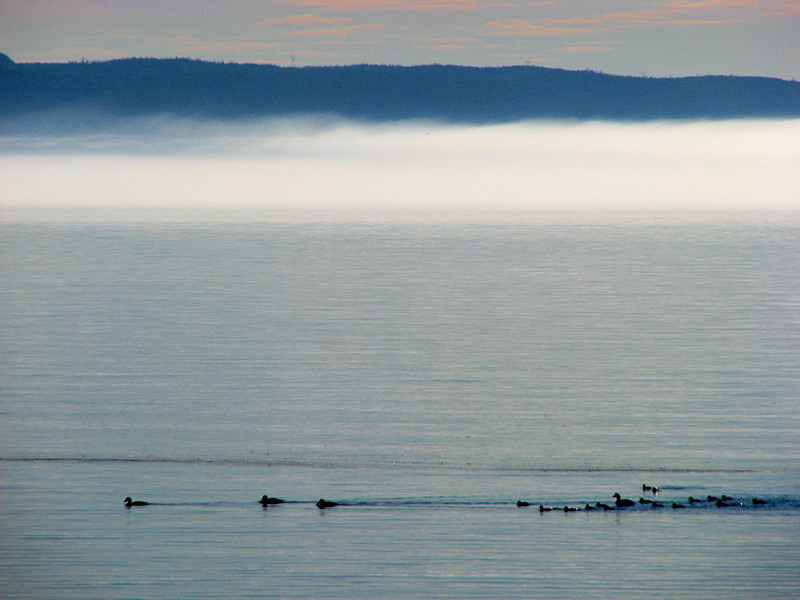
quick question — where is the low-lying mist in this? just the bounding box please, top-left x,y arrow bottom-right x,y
1,118 -> 798,214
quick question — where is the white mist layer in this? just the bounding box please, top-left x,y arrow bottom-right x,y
1,119 -> 798,212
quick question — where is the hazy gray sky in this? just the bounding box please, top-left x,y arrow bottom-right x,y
1,0 -> 799,79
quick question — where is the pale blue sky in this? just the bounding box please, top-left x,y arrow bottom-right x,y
1,0 -> 799,79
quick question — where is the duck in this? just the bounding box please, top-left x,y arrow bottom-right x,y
123,497 -> 149,508
316,498 -> 339,509
715,499 -> 730,507
752,498 -> 767,505
516,500 -> 530,507
613,493 -> 635,507
688,496 -> 703,503
538,505 -> 552,512
584,504 -> 597,511
642,484 -> 653,492
639,497 -> 653,504
671,502 -> 685,509
651,502 -> 664,508
707,495 -> 719,502
260,495 -> 285,506
721,495 -> 733,501
596,502 -> 615,511
562,506 -> 578,512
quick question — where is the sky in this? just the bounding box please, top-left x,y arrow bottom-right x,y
1,2 -> 798,215
1,0 -> 799,80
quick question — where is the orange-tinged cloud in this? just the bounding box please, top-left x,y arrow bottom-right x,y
532,0 -> 765,34
418,36 -> 480,44
666,0 -> 755,9
260,14 -> 352,25
288,0 -> 483,10
538,17 -> 603,26
552,46 -> 615,53
662,18 -> 737,24
485,20 -> 595,37
289,23 -> 385,36
422,44 -> 467,51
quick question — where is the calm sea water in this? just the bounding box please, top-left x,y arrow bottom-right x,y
1,210 -> 799,598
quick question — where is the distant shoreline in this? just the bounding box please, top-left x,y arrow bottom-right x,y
2,53 -> 799,128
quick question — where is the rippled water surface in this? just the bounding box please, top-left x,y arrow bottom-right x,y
1,210 -> 798,598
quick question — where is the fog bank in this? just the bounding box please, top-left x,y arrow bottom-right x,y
1,119 -> 797,213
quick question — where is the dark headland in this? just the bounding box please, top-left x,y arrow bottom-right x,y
1,52 -> 799,130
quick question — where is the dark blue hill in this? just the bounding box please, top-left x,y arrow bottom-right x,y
1,55 -> 799,130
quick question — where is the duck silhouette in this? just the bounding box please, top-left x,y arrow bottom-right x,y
538,505 -> 552,512
688,496 -> 703,503
260,495 -> 285,506
639,497 -> 653,504
316,498 -> 339,509
124,497 -> 149,508
516,500 -> 530,507
613,493 -> 635,507
671,502 -> 685,509
752,498 -> 766,505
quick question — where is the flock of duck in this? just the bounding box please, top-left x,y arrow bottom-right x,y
124,484 -> 768,511
516,484 -> 768,512
123,495 -> 338,509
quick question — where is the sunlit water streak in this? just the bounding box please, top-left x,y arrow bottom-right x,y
1,211 -> 798,598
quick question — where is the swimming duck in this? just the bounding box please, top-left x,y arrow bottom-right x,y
688,496 -> 703,503
720,495 -> 733,501
651,502 -> 664,508
563,506 -> 578,512
596,502 -> 615,511
707,495 -> 719,502
316,498 -> 339,509
613,493 -> 635,507
642,484 -> 653,492
639,497 -> 653,504
260,495 -> 285,506
752,498 -> 766,505
671,502 -> 685,509
538,505 -> 552,512
715,499 -> 730,507
516,500 -> 530,507
123,497 -> 149,508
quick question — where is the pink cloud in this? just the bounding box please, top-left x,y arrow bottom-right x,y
539,0 -> 761,32
551,46 -> 616,53
660,18 -> 737,24
761,1 -> 800,17
260,14 -> 352,25
666,0 -> 755,9
485,20 -> 596,37
538,17 -> 603,26
420,44 -> 467,51
289,24 -> 386,36
417,37 -> 480,44
287,0 -> 484,11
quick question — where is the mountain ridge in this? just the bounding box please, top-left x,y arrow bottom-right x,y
2,54 -> 799,128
